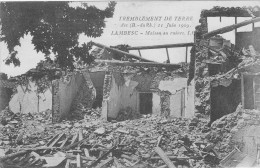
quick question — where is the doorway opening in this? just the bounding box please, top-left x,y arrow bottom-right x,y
139,92 -> 153,114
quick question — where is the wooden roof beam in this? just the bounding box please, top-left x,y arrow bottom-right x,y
127,43 -> 194,50
94,60 -> 181,69
91,41 -> 155,62
203,17 -> 260,39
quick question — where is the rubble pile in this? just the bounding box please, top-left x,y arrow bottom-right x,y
0,107 -> 235,168
116,107 -> 141,121
205,105 -> 244,159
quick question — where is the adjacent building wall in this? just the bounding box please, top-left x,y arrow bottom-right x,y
9,81 -> 52,114
159,78 -> 195,118
104,72 -> 138,119
102,71 -> 195,119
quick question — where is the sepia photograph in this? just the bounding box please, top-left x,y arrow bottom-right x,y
0,1 -> 260,167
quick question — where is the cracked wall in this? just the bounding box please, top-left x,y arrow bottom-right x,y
52,71 -> 96,122
102,72 -> 139,120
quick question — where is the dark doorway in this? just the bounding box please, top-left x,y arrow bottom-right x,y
89,71 -> 105,109
210,79 -> 241,124
139,93 -> 153,114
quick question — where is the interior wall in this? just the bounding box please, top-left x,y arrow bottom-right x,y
169,91 -> 182,117
185,79 -> 195,118
159,78 -> 195,118
58,72 -> 83,119
152,93 -> 161,115
106,73 -> 138,119
106,74 -> 122,119
9,81 -> 52,114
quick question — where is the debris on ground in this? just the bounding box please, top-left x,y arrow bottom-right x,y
0,105 -> 241,168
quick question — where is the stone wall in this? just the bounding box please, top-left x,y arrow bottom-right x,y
101,71 -> 112,120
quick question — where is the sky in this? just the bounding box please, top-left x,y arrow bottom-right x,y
1,1 -> 260,77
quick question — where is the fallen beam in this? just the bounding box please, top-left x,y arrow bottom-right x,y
94,60 -> 181,69
154,147 -> 176,168
89,145 -> 117,168
203,17 -> 260,39
127,43 -> 194,50
91,42 -> 155,62
0,150 -> 29,161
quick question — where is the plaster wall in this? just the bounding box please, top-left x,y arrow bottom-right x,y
185,79 -> 195,118
107,74 -> 121,118
159,78 -> 195,118
58,72 -> 83,119
9,81 -> 52,114
106,73 -> 138,119
152,93 -> 161,115
170,91 -> 182,117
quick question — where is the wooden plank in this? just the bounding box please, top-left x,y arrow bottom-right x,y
166,48 -> 170,63
16,153 -> 33,166
235,17 -> 237,44
89,145 -> 117,168
185,46 -> 188,63
241,74 -> 245,108
70,132 -> 79,145
49,133 -> 65,147
60,135 -> 71,148
77,153 -> 81,168
94,60 -> 181,69
203,17 -> 260,39
127,43 -> 194,50
138,50 -> 142,57
0,150 -> 29,161
154,147 -> 176,168
91,42 -> 154,62
62,137 -> 89,151
84,149 -> 90,157
254,76 -> 256,109
96,157 -> 114,168
45,134 -> 59,147
65,159 -> 71,168
78,130 -> 83,141
77,130 -> 83,168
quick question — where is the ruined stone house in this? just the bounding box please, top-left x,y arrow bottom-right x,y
8,42 -> 195,122
192,6 -> 260,123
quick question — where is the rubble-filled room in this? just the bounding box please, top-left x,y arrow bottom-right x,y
1,2 -> 260,168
